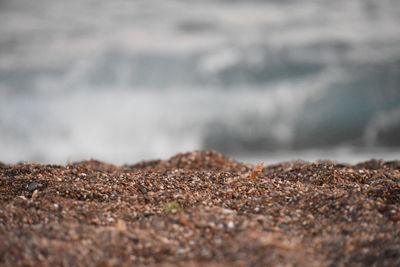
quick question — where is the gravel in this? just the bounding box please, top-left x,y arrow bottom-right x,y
0,150 -> 399,266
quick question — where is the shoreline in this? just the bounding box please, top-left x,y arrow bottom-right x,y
1,150 -> 399,266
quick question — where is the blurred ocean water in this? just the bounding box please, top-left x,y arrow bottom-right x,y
0,0 -> 399,164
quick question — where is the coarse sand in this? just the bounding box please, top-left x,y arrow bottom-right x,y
0,150 -> 399,266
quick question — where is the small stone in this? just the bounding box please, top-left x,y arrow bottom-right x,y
31,189 -> 39,198
116,219 -> 127,231
221,208 -> 234,214
227,221 -> 235,229
26,182 -> 42,192
176,248 -> 187,255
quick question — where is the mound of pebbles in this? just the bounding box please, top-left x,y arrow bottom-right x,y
0,151 -> 399,266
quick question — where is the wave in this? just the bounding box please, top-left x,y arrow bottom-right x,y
0,0 -> 399,163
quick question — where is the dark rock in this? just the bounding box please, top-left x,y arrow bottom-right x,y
26,181 -> 42,192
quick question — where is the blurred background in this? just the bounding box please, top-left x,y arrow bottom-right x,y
0,0 -> 400,165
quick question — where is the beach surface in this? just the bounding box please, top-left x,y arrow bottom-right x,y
1,150 -> 399,266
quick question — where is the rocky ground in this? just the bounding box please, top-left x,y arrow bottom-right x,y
0,150 -> 399,266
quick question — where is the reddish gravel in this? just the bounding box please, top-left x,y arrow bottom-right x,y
0,150 -> 399,266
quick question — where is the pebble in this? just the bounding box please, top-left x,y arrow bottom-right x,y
176,248 -> 187,255
31,190 -> 39,198
26,182 -> 42,192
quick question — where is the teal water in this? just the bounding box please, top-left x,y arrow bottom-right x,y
0,0 -> 399,164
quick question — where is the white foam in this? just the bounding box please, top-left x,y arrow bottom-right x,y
0,0 -> 399,164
